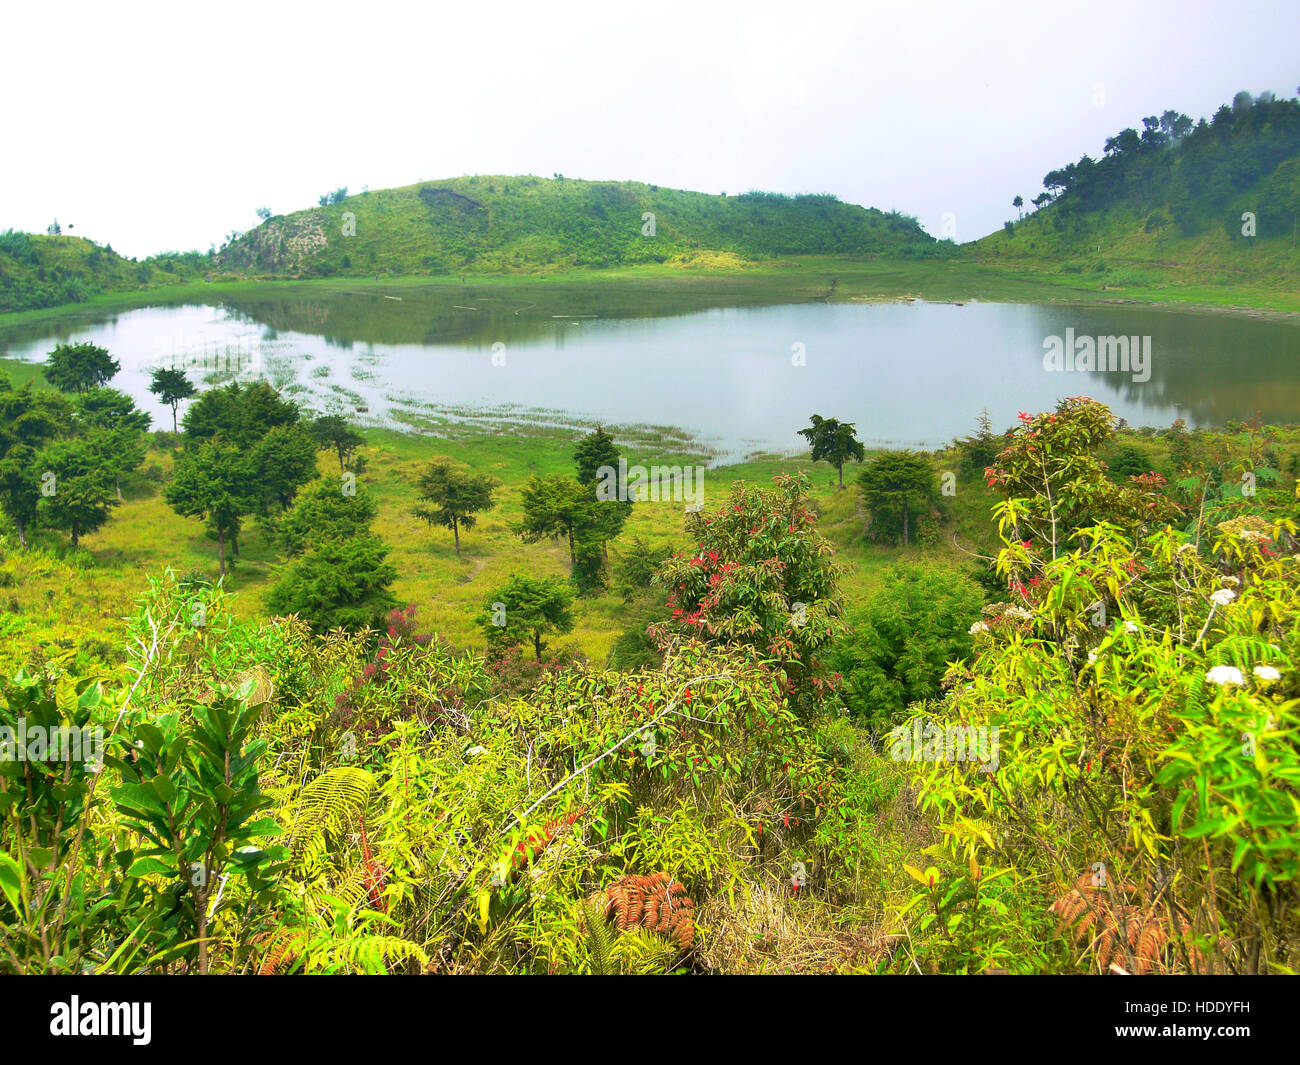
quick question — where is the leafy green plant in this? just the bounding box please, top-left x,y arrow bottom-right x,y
896,403 -> 1300,975
829,562 -> 983,728
109,687 -> 283,973
0,670 -> 114,972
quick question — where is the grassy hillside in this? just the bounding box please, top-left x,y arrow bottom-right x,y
0,231 -> 210,314
971,90 -> 1300,298
218,175 -> 934,277
7,143 -> 1300,321
0,177 -> 932,315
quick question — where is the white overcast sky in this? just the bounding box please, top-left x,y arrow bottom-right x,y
2,0 -> 1296,258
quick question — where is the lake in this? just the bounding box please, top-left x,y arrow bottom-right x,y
2,284 -> 1296,462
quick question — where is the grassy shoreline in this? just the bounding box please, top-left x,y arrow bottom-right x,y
2,255 -> 1297,331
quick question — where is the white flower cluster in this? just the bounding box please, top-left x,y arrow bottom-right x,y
1205,665 -> 1244,687
1205,664 -> 1284,687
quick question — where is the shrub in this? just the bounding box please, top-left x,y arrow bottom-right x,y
829,562 -> 984,730
650,473 -> 844,712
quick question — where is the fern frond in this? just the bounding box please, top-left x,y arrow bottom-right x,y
579,898 -> 616,975
1048,871 -> 1199,975
326,934 -> 429,975
287,766 -> 377,864
612,928 -> 683,975
596,872 -> 695,950
332,869 -> 369,909
256,926 -> 304,975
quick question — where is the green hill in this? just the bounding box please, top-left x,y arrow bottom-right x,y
217,175 -> 934,277
0,178 -> 933,315
971,89 -> 1300,293
0,230 -> 210,314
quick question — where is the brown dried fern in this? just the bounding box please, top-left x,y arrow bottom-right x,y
1049,872 -> 1199,975
592,872 -> 696,950
256,926 -> 303,975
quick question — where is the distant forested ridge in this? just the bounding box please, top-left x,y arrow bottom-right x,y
975,88 -> 1300,278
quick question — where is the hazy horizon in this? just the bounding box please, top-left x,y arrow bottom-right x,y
3,0 -> 1296,258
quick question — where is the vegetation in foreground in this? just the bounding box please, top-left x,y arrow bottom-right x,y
2,356 -> 1297,971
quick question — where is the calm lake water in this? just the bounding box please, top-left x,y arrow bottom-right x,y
2,286 -> 1297,461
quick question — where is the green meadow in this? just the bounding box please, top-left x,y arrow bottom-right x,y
0,416 -> 998,672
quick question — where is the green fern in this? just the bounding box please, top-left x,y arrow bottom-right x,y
286,766 -> 377,865
329,934 -> 429,975
612,929 -> 684,974
580,898 -> 616,975
579,900 -> 682,974
300,925 -> 430,974
332,863 -> 377,910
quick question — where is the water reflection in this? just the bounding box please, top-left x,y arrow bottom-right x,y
0,288 -> 1295,460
